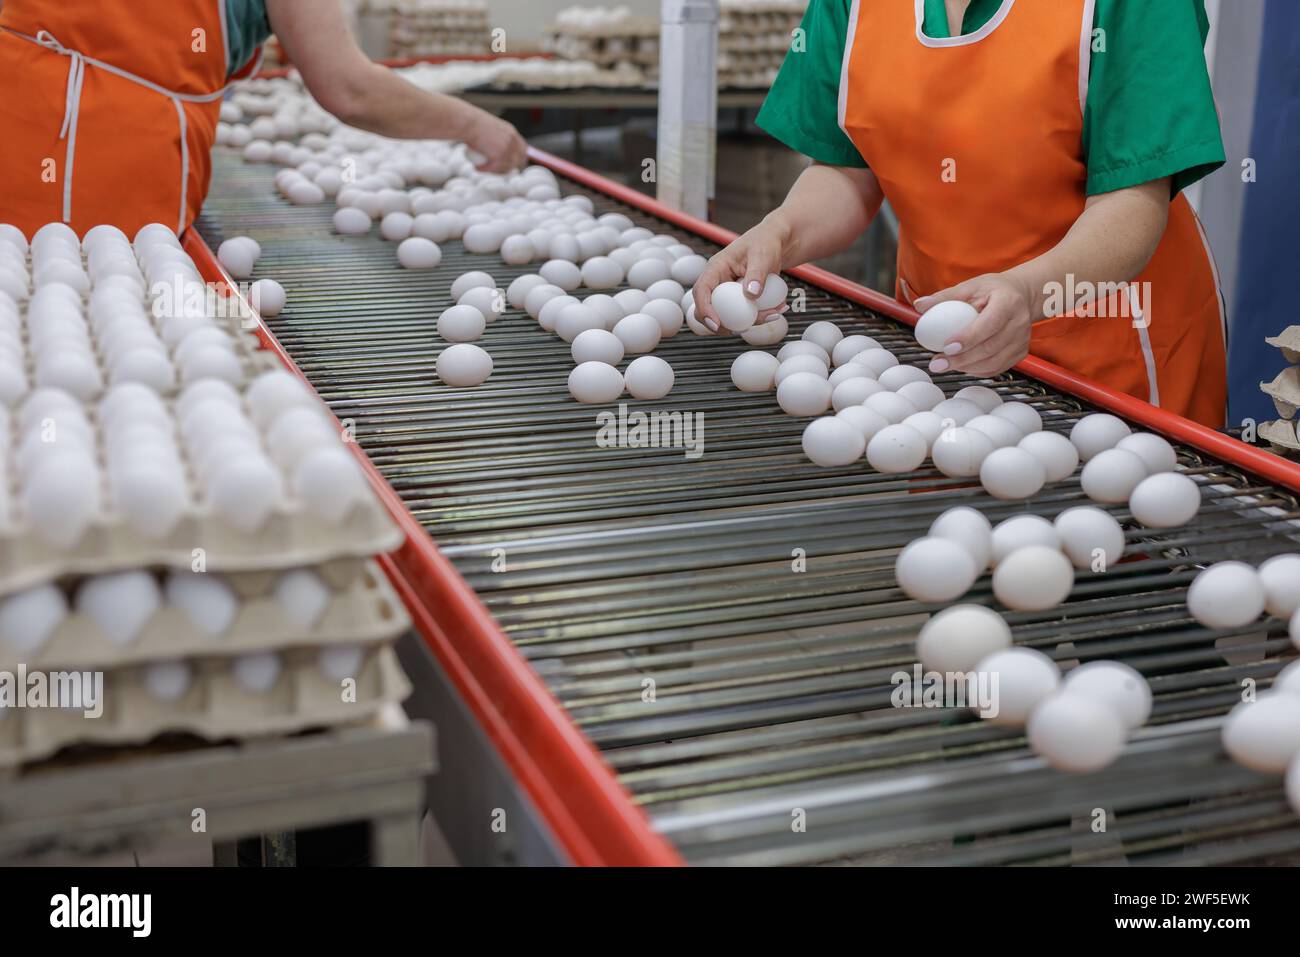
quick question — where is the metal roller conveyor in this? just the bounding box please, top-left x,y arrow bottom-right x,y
194,149 -> 1300,867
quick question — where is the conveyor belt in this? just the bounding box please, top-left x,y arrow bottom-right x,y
197,150 -> 1300,866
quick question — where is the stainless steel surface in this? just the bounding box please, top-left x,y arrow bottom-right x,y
199,152 -> 1300,866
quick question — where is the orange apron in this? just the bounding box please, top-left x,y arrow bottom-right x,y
0,0 -> 263,238
838,0 -> 1228,427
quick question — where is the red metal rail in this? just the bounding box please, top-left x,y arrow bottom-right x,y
182,232 -> 684,867
524,146 -> 1300,495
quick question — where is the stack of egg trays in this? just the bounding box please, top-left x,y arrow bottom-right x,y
1260,326 -> 1300,457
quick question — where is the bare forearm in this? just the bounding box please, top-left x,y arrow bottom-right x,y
765,163 -> 884,266
323,61 -> 480,141
1005,178 -> 1171,319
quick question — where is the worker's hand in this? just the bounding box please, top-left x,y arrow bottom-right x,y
693,213 -> 793,334
457,107 -> 528,174
914,273 -> 1037,378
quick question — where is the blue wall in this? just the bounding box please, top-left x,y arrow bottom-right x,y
1228,0 -> 1300,426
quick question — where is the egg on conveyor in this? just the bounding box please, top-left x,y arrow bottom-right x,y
217,238 -> 257,278
333,207 -> 372,235
641,299 -> 684,338
914,300 -> 977,352
450,270 -> 496,301
897,380 -> 946,412
1027,692 -> 1126,773
929,506 -> 993,571
931,397 -> 983,426
979,447 -> 1046,500
436,304 -> 486,343
1186,561 -> 1265,629
993,545 -> 1074,611
508,274 -> 547,310
1069,413 -> 1131,461
1221,693 -> 1300,772
831,335 -> 879,367
1062,660 -> 1151,731
953,385 -> 1002,413
830,377 -> 882,412
778,341 -> 830,365
852,349 -> 900,378
990,515 -> 1060,566
0,583 -> 68,655
571,328 -> 624,366
990,401 -> 1042,434
436,342 -> 493,386
75,571 -> 161,645
1017,430 -> 1079,482
835,406 -> 890,443
901,410 -> 946,449
580,255 -> 623,289
459,285 -> 503,323
776,372 -> 832,417
894,536 -> 979,603
877,365 -> 930,392
624,356 -> 674,400
966,413 -> 1023,449
670,254 -> 708,286
1080,448 -> 1148,504
568,361 -> 624,404
612,313 -> 662,354
801,416 -> 865,467
862,391 -> 917,425
974,647 -> 1060,727
1053,506 -> 1126,571
397,236 -> 442,270
916,604 -> 1012,673
500,234 -> 534,266
930,426 -> 994,478
730,351 -> 780,392
538,295 -> 579,333
741,315 -> 787,346
1258,554 -> 1300,619
711,281 -> 758,332
249,278 -> 286,317
801,321 -> 842,356
865,423 -> 928,473
164,570 -> 239,637
1116,432 -> 1177,473
1128,471 -> 1200,528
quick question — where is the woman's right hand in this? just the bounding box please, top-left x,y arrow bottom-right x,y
692,213 -> 794,333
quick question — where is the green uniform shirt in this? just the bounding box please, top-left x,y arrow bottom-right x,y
225,0 -> 272,79
757,0 -> 1226,196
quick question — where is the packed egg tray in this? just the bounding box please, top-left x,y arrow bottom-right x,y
0,644 -> 410,769
1,559 -> 410,673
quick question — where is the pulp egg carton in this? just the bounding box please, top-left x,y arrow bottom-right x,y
1260,418 -> 1300,457
1260,365 -> 1300,420
0,369 -> 403,594
1,221 -> 280,407
1265,326 -> 1300,364
0,643 -> 411,769
0,559 -> 410,673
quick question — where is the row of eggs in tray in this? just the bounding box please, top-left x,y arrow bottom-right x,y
0,370 -> 371,547
0,221 -> 282,405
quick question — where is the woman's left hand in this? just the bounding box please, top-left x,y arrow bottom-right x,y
913,272 -> 1037,378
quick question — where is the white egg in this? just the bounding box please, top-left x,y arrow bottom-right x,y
539,258 -> 582,291
929,506 -> 993,570
624,356 -> 674,399
1070,413 -> 1132,461
217,238 -> 256,278
459,285 -> 503,323
1129,471 -> 1200,528
437,304 -> 486,343
896,380 -> 946,412
877,365 -> 930,391
853,349 -> 900,377
179,344 -> 244,385
462,222 -> 504,253
835,406 -> 891,443
1187,561 -> 1265,629
548,233 -> 580,262
777,355 -> 830,386
953,385 -> 1002,413
165,570 -> 238,637
916,604 -> 1012,673
1278,659 -> 1300,696
991,515 -> 1060,565
895,536 -> 979,603
611,312 -> 662,353
778,341 -> 831,365
670,254 -> 708,286
931,426 -> 995,478
500,234 -> 535,265
1080,448 -> 1148,504
915,300 -> 977,352
21,452 -> 101,548
397,236 -> 442,270
627,258 -> 672,291
233,652 -> 282,693
730,351 -> 780,392
522,283 -> 566,320
538,294 -> 579,332
801,416 -> 866,467
800,322 -> 842,356
1027,692 -> 1126,773
901,410 -> 947,449
991,401 -> 1042,434
333,206 -> 372,235
755,274 -> 788,310
1221,693 -> 1300,772
507,274 -> 546,309
1116,432 -> 1177,473
1053,506 -> 1126,570
1259,554 -> 1300,619
1062,660 -> 1151,731
776,372 -> 832,417
741,316 -> 788,346
143,660 -> 192,701
272,568 -> 331,628
1017,430 -> 1079,482
980,447 -> 1046,500
568,361 -> 624,404
644,278 -> 685,304
292,446 -> 369,522
828,363 -> 876,389
613,288 -> 650,316
831,335 -> 880,367
208,455 -> 283,533
993,545 -> 1074,610
866,423 -> 928,473
975,647 -> 1060,727
319,644 -> 365,682
863,391 -> 918,425
580,256 -> 623,289
966,414 -> 1023,449
434,341 -> 492,387
244,370 -> 310,426
0,584 -> 68,654
571,328 -> 624,366
711,281 -> 758,332
931,397 -> 983,426
450,270 -> 496,300
249,278 -> 286,317
641,299 -> 684,338
75,571 -> 161,645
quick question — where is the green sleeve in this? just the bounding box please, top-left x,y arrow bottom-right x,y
225,0 -> 272,79
756,0 -> 868,168
1084,0 -> 1225,196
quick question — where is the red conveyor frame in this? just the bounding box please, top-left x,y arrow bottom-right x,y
183,144 -> 1300,867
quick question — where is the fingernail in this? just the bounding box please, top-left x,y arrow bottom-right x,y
746,281 -> 761,295
944,342 -> 963,355
929,358 -> 950,373
704,317 -> 719,332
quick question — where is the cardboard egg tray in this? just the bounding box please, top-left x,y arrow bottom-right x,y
1260,418 -> 1300,457
1,559 -> 410,673
1265,326 -> 1300,364
0,643 -> 411,769
1260,365 -> 1300,420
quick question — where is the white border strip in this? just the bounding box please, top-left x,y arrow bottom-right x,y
836,0 -> 863,138
1078,0 -> 1096,114
913,0 -> 1017,48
